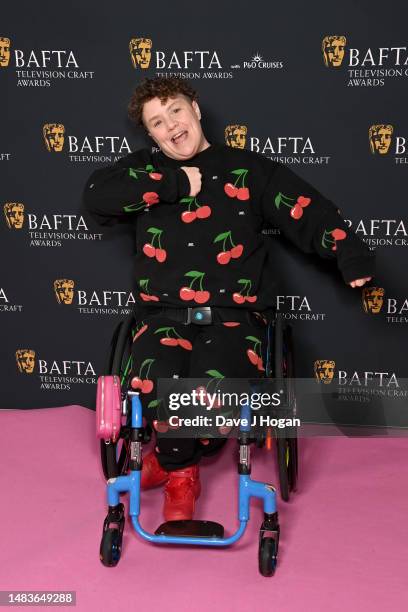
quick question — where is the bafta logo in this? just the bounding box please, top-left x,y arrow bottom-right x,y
4,202 -> 24,229
0,37 -> 10,67
129,38 -> 152,69
54,279 -> 75,304
314,360 -> 335,384
16,349 -> 35,374
369,124 -> 393,155
225,125 -> 247,149
322,36 -> 347,68
43,123 -> 65,152
362,287 -> 384,314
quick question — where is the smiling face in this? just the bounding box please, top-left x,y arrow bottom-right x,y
142,94 -> 210,161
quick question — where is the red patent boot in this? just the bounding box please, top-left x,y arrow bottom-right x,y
163,465 -> 201,521
141,451 -> 169,490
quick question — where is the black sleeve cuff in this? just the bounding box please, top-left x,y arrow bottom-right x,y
176,168 -> 191,199
339,253 -> 377,284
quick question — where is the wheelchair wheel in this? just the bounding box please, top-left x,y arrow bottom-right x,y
100,314 -> 136,480
258,537 -> 278,577
274,320 -> 298,501
100,528 -> 123,567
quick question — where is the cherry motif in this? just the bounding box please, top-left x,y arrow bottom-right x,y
181,211 -> 197,224
275,192 -> 311,221
237,187 -> 250,201
331,228 -> 347,240
224,169 -> 250,199
153,420 -> 169,433
155,326 -> 192,350
160,337 -> 179,346
217,251 -> 231,265
131,376 -> 143,389
155,248 -> 167,263
133,324 -> 148,342
178,338 -> 193,350
247,349 -> 258,365
233,279 -> 257,304
321,228 -> 347,251
224,183 -> 238,198
138,278 -> 159,301
257,356 -> 265,372
290,204 -> 303,220
180,271 -> 210,304
131,358 -> 155,393
143,192 -> 159,206
180,197 -> 212,223
180,287 -> 196,301
194,290 -> 210,304
230,244 -> 244,259
232,292 -> 246,304
214,231 -> 244,265
246,335 -> 263,369
143,243 -> 156,258
141,379 -> 154,393
196,205 -> 211,219
223,322 -> 241,327
140,293 -> 159,301
149,172 -> 162,181
297,196 -> 311,207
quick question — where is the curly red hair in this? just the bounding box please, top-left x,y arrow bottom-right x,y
128,77 -> 198,127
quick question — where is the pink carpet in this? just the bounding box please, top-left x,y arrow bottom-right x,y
1,406 -> 407,611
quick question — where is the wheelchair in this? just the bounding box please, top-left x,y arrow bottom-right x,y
98,306 -> 298,576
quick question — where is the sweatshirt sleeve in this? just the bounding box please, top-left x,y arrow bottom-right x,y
260,162 -> 376,284
82,148 -> 191,226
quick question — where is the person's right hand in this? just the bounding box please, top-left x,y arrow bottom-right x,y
181,166 -> 202,197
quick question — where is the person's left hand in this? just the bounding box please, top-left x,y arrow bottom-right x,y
349,277 -> 372,288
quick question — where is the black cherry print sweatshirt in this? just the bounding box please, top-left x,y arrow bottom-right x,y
83,143 -> 376,311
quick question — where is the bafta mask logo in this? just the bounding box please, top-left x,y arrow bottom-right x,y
16,349 -> 35,374
225,125 -> 247,149
362,287 -> 385,314
0,37 -> 11,67
314,360 -> 336,384
4,202 -> 24,229
54,279 -> 75,304
322,36 -> 347,68
369,124 -> 393,155
43,123 -> 65,152
129,38 -> 152,69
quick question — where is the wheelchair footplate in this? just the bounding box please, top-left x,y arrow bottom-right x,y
155,520 -> 224,539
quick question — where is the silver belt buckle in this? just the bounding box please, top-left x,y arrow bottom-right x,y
186,306 -> 212,325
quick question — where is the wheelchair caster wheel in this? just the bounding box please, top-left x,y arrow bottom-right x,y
258,513 -> 279,577
100,503 -> 125,567
100,528 -> 123,567
258,537 -> 278,577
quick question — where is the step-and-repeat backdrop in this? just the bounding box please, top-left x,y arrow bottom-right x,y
2,1 -> 407,415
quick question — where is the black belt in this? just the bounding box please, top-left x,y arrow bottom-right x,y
133,304 -> 276,326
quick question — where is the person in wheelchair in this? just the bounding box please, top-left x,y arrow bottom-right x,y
83,76 -> 375,522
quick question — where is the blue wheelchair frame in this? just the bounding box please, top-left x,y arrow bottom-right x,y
99,309 -> 297,575
106,395 -> 277,548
